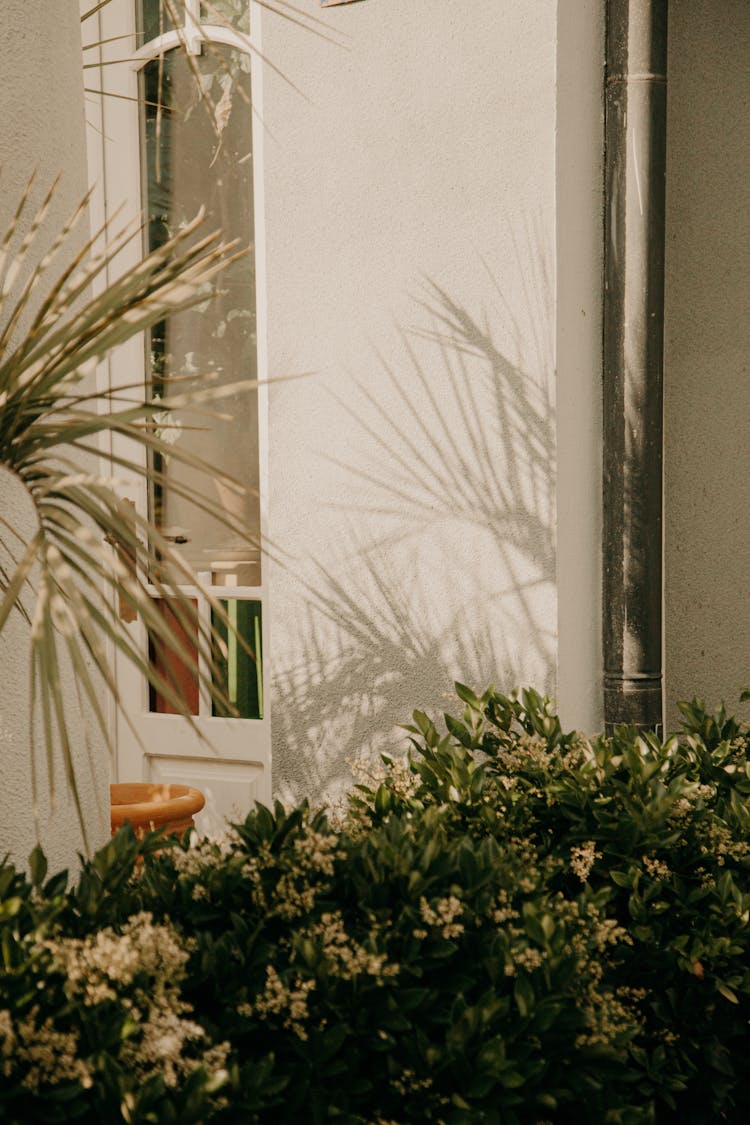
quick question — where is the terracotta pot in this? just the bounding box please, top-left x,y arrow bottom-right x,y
110,782 -> 205,838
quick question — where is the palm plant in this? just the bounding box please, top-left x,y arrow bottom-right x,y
0,177 -> 257,845
0,0 -> 325,845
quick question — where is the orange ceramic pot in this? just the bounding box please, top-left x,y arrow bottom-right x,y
110,782 -> 205,837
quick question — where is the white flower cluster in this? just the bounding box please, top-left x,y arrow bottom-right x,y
489,889 -> 519,927
497,774 -> 518,792
668,796 -> 692,823
698,819 -> 750,866
575,983 -> 645,1049
668,782 -> 715,826
642,855 -> 671,880
497,733 -> 550,774
419,895 -> 464,940
175,820 -> 342,924
579,903 -> 632,954
390,1066 -> 433,1095
559,740 -> 589,771
555,902 -> 642,1049
36,911 -> 191,1006
27,912 -> 228,1091
497,906 -> 549,978
348,750 -> 420,803
172,828 -> 239,878
570,840 -> 601,883
294,829 -> 337,876
269,828 -> 340,921
120,995 -> 228,1089
0,1006 -> 92,1091
239,965 -> 316,1040
305,911 -> 399,983
512,946 -> 545,973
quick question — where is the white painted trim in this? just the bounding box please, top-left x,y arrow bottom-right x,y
86,0 -> 271,800
80,0 -> 122,764
249,0 -> 272,771
197,571 -> 213,717
132,28 -> 187,60
184,0 -> 203,54
131,24 -> 257,65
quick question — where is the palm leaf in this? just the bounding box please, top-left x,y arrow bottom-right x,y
0,177 -> 263,843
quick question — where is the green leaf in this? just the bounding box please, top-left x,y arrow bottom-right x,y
43,870 -> 68,898
374,785 -> 393,816
500,1071 -> 526,1089
445,713 -> 473,748
513,975 -> 534,1018
0,867 -> 15,899
716,982 -> 739,1004
0,897 -> 22,922
28,844 -> 47,888
454,681 -> 481,709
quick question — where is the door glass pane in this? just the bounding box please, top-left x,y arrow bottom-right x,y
139,1 -> 250,43
148,598 -> 199,714
140,44 -> 260,587
211,600 -> 263,719
138,0 -> 175,45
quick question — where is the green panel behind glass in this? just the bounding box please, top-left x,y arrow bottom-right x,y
211,600 -> 263,719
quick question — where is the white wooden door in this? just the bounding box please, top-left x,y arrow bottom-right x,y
88,0 -> 271,833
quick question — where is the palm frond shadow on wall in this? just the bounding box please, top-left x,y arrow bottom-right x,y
272,252 -> 557,805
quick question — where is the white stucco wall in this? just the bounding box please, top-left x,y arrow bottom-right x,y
262,0 -> 560,803
0,2 -> 109,872
664,1 -> 750,727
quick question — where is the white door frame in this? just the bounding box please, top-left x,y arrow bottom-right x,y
83,0 -> 272,825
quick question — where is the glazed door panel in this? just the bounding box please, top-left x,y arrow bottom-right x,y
90,0 -> 271,826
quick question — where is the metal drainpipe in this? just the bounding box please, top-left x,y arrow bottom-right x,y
602,0 -> 668,733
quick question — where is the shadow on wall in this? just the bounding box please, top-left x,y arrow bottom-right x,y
272,245 -> 556,805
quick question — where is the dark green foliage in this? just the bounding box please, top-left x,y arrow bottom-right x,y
0,825 -> 230,1124
2,687 -> 750,1122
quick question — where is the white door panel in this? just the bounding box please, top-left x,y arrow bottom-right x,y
146,754 -> 268,836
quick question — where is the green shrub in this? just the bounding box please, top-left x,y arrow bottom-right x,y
0,834 -> 229,1123
2,686 -> 750,1122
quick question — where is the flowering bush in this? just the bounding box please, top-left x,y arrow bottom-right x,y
0,835 -> 229,1122
1,686 -> 750,1122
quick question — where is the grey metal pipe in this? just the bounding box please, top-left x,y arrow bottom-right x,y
602,0 -> 668,732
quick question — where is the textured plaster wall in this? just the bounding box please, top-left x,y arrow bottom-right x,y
664,2 -> 750,726
0,2 -> 110,871
262,0 -> 559,803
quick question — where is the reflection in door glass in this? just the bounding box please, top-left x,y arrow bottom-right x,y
139,1 -> 250,42
148,598 -> 200,714
201,0 -> 250,32
138,0 -> 175,45
140,43 -> 260,587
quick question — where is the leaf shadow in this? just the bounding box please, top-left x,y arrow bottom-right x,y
271,242 -> 557,804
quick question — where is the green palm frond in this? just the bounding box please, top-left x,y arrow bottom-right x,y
0,178 -> 260,848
